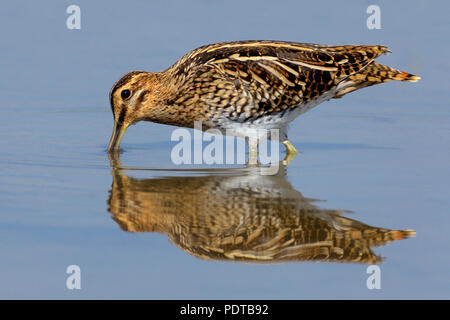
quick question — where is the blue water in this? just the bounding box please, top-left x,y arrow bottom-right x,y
0,0 -> 449,299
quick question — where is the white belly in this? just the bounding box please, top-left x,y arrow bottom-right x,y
217,89 -> 336,141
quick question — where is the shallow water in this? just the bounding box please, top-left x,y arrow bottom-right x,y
1,1 -> 449,299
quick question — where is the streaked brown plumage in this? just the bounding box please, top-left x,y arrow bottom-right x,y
107,40 -> 420,157
107,159 -> 415,264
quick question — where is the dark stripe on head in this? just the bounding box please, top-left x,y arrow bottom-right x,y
109,71 -> 146,111
136,90 -> 150,106
117,108 -> 127,124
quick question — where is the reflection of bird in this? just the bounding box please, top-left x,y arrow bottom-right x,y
107,40 -> 420,163
107,158 -> 415,264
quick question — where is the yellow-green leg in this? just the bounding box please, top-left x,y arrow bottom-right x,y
247,137 -> 259,166
282,140 -> 298,165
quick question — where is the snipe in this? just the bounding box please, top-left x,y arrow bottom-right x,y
107,40 -> 420,162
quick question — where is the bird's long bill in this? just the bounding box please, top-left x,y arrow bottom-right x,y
107,121 -> 128,152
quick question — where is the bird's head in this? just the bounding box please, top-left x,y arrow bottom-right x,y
107,71 -> 166,152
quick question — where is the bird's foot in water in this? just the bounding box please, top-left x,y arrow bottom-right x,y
282,140 -> 299,165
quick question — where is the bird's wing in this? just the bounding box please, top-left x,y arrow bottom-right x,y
168,41 -> 390,121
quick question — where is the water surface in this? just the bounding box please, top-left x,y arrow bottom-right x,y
0,0 -> 449,299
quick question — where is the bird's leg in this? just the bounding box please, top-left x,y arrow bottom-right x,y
282,140 -> 298,165
247,136 -> 259,166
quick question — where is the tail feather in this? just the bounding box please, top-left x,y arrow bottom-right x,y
333,62 -> 420,99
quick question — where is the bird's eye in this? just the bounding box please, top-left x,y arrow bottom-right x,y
121,89 -> 131,100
